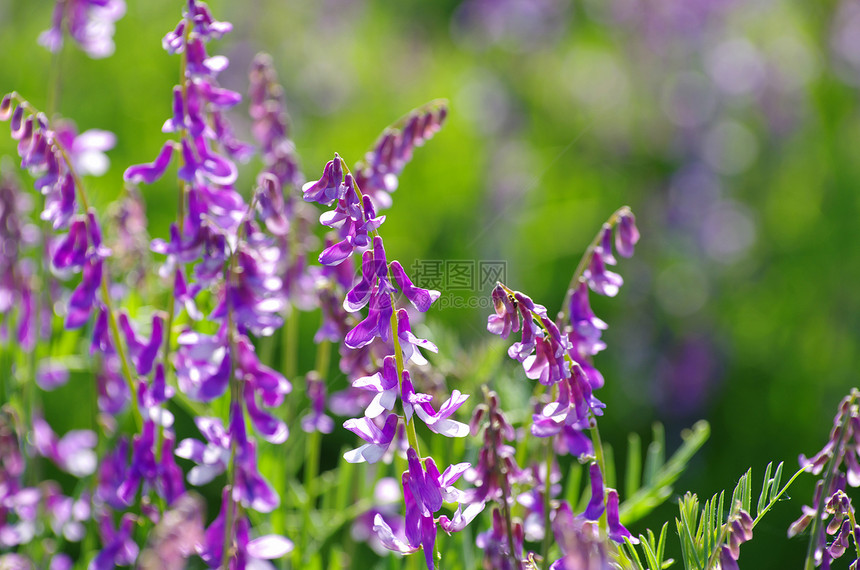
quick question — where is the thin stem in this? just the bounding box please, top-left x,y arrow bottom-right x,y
45,0 -> 67,118
540,437 -> 554,565
751,465 -> 807,528
483,387 -> 519,567
222,255 -> 241,569
282,305 -> 299,393
391,309 -> 420,453
301,339 -> 331,561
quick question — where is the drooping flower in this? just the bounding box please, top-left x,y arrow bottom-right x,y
354,103 -> 448,210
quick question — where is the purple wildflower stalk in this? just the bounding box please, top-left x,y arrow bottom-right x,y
484,207 -> 640,561
303,152 -> 475,568
793,389 -> 860,570
353,99 -> 448,210
0,92 -> 140,427
558,205 -> 639,322
469,388 -> 523,567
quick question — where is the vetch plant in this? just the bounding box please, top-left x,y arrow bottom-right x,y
0,1 -> 857,569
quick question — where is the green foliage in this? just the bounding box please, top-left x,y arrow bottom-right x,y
670,461 -> 798,570
618,421 -> 711,525
617,524 -> 674,570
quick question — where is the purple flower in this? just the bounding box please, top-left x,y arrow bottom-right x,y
389,261 -> 441,312
302,155 -> 343,206
118,312 -> 164,376
65,257 -> 103,329
44,485 -> 91,542
400,448 -> 471,569
402,372 -> 470,438
39,0 -> 126,59
123,142 -> 175,184
32,417 -> 97,477
475,508 -> 525,570
568,281 -> 608,357
395,309 -> 439,365
615,209 -> 640,258
117,420 -> 186,507
35,359 -> 71,391
137,493 -> 205,570
371,513 -> 418,555
300,371 -> 334,434
550,501 -> 611,570
235,335 -> 291,443
199,488 -> 292,568
584,254 -> 623,297
606,488 -> 637,544
343,413 -> 399,464
90,512 -> 138,570
229,404 -> 280,513
724,508 -> 753,561
353,355 -> 399,418
487,284 -> 521,339
176,415 -> 231,486
249,53 -> 304,190
354,103 -> 448,210
344,285 -> 394,349
353,478 -> 408,555
175,327 -> 231,402
584,462 -> 605,520
53,122 -> 116,176
95,437 -> 129,510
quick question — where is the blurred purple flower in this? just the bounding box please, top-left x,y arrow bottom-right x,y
475,508 -> 525,570
117,420 -> 185,507
354,103 -> 448,210
53,122 -> 116,176
32,417 -> 97,477
90,512 -> 138,570
550,501 -> 611,570
199,488 -> 292,568
39,0 -> 126,59
301,371 -> 334,434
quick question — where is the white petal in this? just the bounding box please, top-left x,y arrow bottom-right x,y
247,535 -> 294,559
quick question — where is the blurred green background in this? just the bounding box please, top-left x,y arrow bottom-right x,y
3,0 -> 860,566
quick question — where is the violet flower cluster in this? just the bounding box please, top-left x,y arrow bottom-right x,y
302,153 -> 477,568
482,207 -> 640,565
121,0 -> 292,565
790,388 -> 860,569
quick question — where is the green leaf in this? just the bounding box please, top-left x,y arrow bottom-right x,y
626,431 -> 643,500
619,421 -> 710,525
756,462 -> 774,517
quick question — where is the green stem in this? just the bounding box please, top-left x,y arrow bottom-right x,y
390,309 -> 420,452
540,423 -> 555,565
751,465 -> 807,528
222,260 -> 240,569
300,339 -> 330,561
